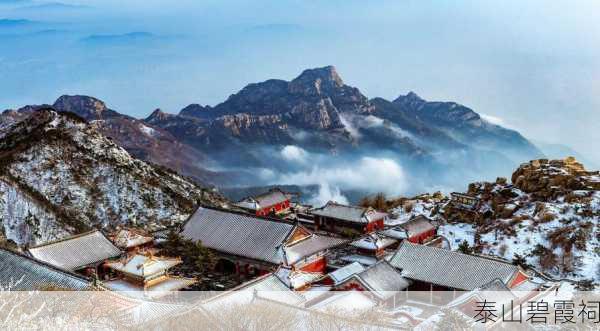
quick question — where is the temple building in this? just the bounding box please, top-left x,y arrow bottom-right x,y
310,202 -> 388,236
27,230 -> 122,277
349,232 -> 398,258
181,206 -> 347,277
388,241 -> 531,303
103,253 -> 196,297
233,188 -> 292,216
449,192 -> 480,211
382,215 -> 437,244
333,260 -> 410,308
110,229 -> 154,252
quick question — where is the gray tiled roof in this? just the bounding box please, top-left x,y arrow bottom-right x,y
352,261 -> 410,299
329,262 -> 365,285
398,215 -> 436,237
310,202 -> 387,224
181,207 -> 295,264
254,189 -> 289,208
28,230 -> 122,271
203,273 -> 306,308
0,248 -> 91,290
235,189 -> 289,211
284,235 -> 348,265
389,242 -> 518,290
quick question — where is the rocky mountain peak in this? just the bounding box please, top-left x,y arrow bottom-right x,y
179,104 -> 211,118
53,95 -> 112,121
393,91 -> 426,108
289,65 -> 344,95
145,108 -> 174,123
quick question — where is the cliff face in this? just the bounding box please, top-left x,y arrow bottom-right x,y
0,109 -> 226,247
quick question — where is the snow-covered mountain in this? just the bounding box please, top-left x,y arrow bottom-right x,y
0,109 -> 226,247
389,157 -> 600,283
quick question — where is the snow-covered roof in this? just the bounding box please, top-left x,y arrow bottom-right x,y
28,230 -> 122,271
105,254 -> 181,280
275,267 -> 323,290
309,291 -> 377,312
203,273 -> 306,309
234,188 -> 289,211
103,277 -> 196,297
389,241 -> 519,290
350,233 -> 397,251
395,215 -> 436,237
346,261 -> 410,299
0,248 -> 91,290
310,202 -> 388,224
328,262 -> 365,285
183,206 -> 340,266
381,227 -> 408,240
283,235 -> 348,265
447,278 -> 515,309
182,206 -> 296,264
339,254 -> 378,266
112,229 -> 154,249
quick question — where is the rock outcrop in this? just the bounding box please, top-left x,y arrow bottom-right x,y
512,157 -> 600,198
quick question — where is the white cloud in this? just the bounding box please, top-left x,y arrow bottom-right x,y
280,145 -> 309,163
309,182 -> 349,206
480,113 -> 506,126
362,115 -> 384,127
361,115 -> 413,139
338,113 -> 361,140
278,156 -> 407,197
257,168 -> 276,181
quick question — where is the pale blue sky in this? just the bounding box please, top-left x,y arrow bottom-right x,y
1,0 -> 599,163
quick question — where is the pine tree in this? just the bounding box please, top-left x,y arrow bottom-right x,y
512,253 -> 528,268
457,240 -> 472,255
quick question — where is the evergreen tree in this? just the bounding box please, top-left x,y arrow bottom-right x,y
512,253 -> 528,268
457,240 -> 472,255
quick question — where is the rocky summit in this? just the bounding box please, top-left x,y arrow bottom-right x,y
512,157 -> 600,197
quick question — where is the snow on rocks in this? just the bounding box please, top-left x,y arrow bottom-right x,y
0,110 -> 224,246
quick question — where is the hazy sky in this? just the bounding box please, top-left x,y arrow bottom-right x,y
1,0 -> 600,164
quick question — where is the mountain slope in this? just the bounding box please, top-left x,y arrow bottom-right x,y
392,157 -> 600,283
50,95 -> 222,186
387,92 -> 542,161
0,109 -> 226,246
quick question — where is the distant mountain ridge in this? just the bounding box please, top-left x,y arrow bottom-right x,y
4,66 -> 544,192
153,66 -> 538,156
145,66 -> 542,183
